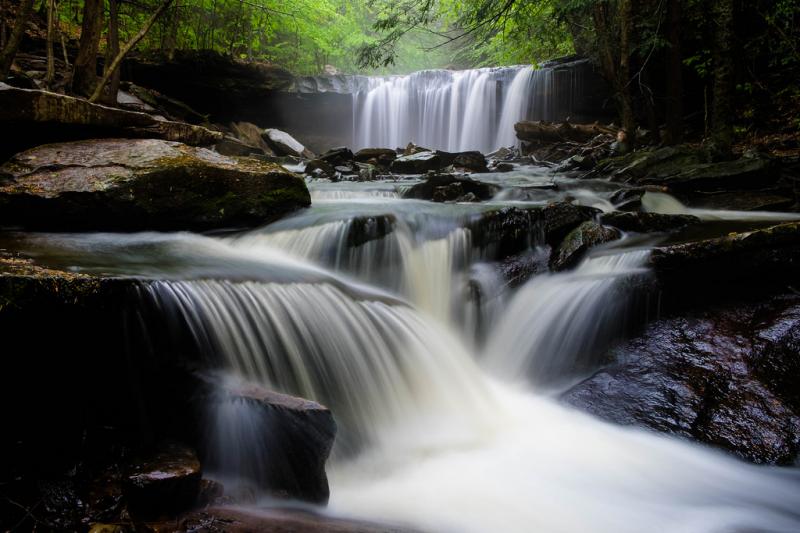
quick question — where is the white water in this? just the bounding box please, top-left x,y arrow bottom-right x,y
643,191 -> 800,221
353,65 -> 572,153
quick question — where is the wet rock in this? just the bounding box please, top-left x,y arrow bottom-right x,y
448,151 -> 489,173
0,82 -> 222,159
491,162 -> 515,172
124,443 -> 202,520
209,382 -> 337,504
404,174 -> 499,201
608,188 -> 645,211
649,221 -> 800,290
391,151 -> 443,174
499,248 -> 551,287
563,293 -> 800,464
305,159 -> 336,179
347,215 -> 396,247
356,163 -> 377,181
550,221 -> 621,271
229,121 -> 276,156
123,82 -> 209,125
469,207 -> 537,259
456,192 -> 479,202
318,147 -> 355,167
354,148 -> 397,167
262,128 -> 315,159
533,202 -> 602,246
0,138 -> 310,231
179,506 -> 418,533
689,190 -> 795,212
600,212 -> 700,233
403,142 -> 430,155
215,135 -> 265,157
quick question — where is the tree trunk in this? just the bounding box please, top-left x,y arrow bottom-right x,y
99,0 -> 121,105
664,0 -> 684,145
711,0 -> 735,156
0,0 -> 35,81
45,0 -> 55,88
618,0 -> 636,137
72,0 -> 103,97
89,0 -> 174,103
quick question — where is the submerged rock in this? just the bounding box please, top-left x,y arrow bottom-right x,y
600,211 -> 700,233
469,207 -> 538,259
347,215 -> 396,247
563,293 -> 800,464
550,221 -> 621,271
404,174 -> 499,202
0,138 -> 310,231
124,443 -> 202,520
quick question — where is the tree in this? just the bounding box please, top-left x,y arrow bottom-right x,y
711,0 -> 735,155
72,0 -> 104,97
663,0 -> 683,144
0,0 -> 35,80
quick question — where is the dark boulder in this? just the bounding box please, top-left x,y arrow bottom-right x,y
0,139 -> 310,231
208,382 -> 337,504
305,158 -> 337,179
600,211 -> 700,233
318,147 -> 355,167
404,174 -> 499,201
354,148 -> 397,167
124,443 -> 202,521
391,151 -> 442,174
469,207 -> 538,259
550,221 -> 621,271
533,202 -> 601,246
347,215 -> 396,247
689,190 -> 795,212
608,188 -> 645,211
563,293 -> 800,464
448,151 -> 489,173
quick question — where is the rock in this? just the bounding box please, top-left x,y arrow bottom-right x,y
649,221 -> 800,291
689,190 -> 795,212
0,139 -> 310,231
305,159 -> 336,179
391,151 -> 442,174
516,120 -> 616,143
550,221 -> 621,271
347,215 -> 396,247
356,163 -> 377,181
123,82 -> 209,125
499,248 -> 551,287
456,192 -> 479,202
600,212 -> 700,233
491,162 -> 514,172
403,142 -> 429,155
229,121 -> 276,156
318,147 -> 355,167
469,207 -> 538,259
178,506 -> 418,533
208,381 -> 336,504
262,128 -> 315,159
334,165 -> 356,176
0,82 -> 222,160
354,148 -> 397,167
124,443 -> 202,520
563,293 -> 800,464
215,135 -> 265,157
594,146 -> 708,183
533,202 -> 602,246
608,188 -> 644,211
449,151 -> 489,173
404,174 -> 499,201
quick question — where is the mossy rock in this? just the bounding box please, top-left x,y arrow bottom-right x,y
0,138 -> 310,231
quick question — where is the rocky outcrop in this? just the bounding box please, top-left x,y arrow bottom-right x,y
550,221 -> 621,271
391,151 -> 443,174
0,139 -> 310,231
390,150 -> 489,174
354,148 -> 397,167
0,82 -> 222,160
649,221 -> 800,291
600,211 -> 701,233
563,293 -> 800,464
404,174 -> 499,202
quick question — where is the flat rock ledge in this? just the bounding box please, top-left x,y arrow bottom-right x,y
0,138 -> 310,231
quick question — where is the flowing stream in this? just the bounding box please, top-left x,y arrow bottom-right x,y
13,170 -> 800,532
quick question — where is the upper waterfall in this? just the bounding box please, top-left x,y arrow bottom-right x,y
352,64 -> 583,153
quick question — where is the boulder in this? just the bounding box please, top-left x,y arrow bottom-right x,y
354,148 -> 397,167
533,202 -> 602,246
447,151 -> 489,173
262,128 -> 315,159
347,215 -> 396,247
215,135 -> 265,157
608,188 -> 644,211
391,151 -> 442,174
469,207 -> 538,259
0,139 -> 310,231
123,82 -> 209,125
649,221 -> 800,291
550,221 -> 621,271
0,82 -> 222,160
318,147 -> 355,167
404,174 -> 499,202
600,211 -> 700,233
124,443 -> 202,520
563,293 -> 800,464
229,121 -> 276,156
208,382 -> 337,504
305,159 -> 337,179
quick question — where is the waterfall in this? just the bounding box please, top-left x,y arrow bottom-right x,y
483,249 -> 650,388
352,65 -> 574,153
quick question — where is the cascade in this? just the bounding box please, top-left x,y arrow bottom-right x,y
352,64 -> 579,153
